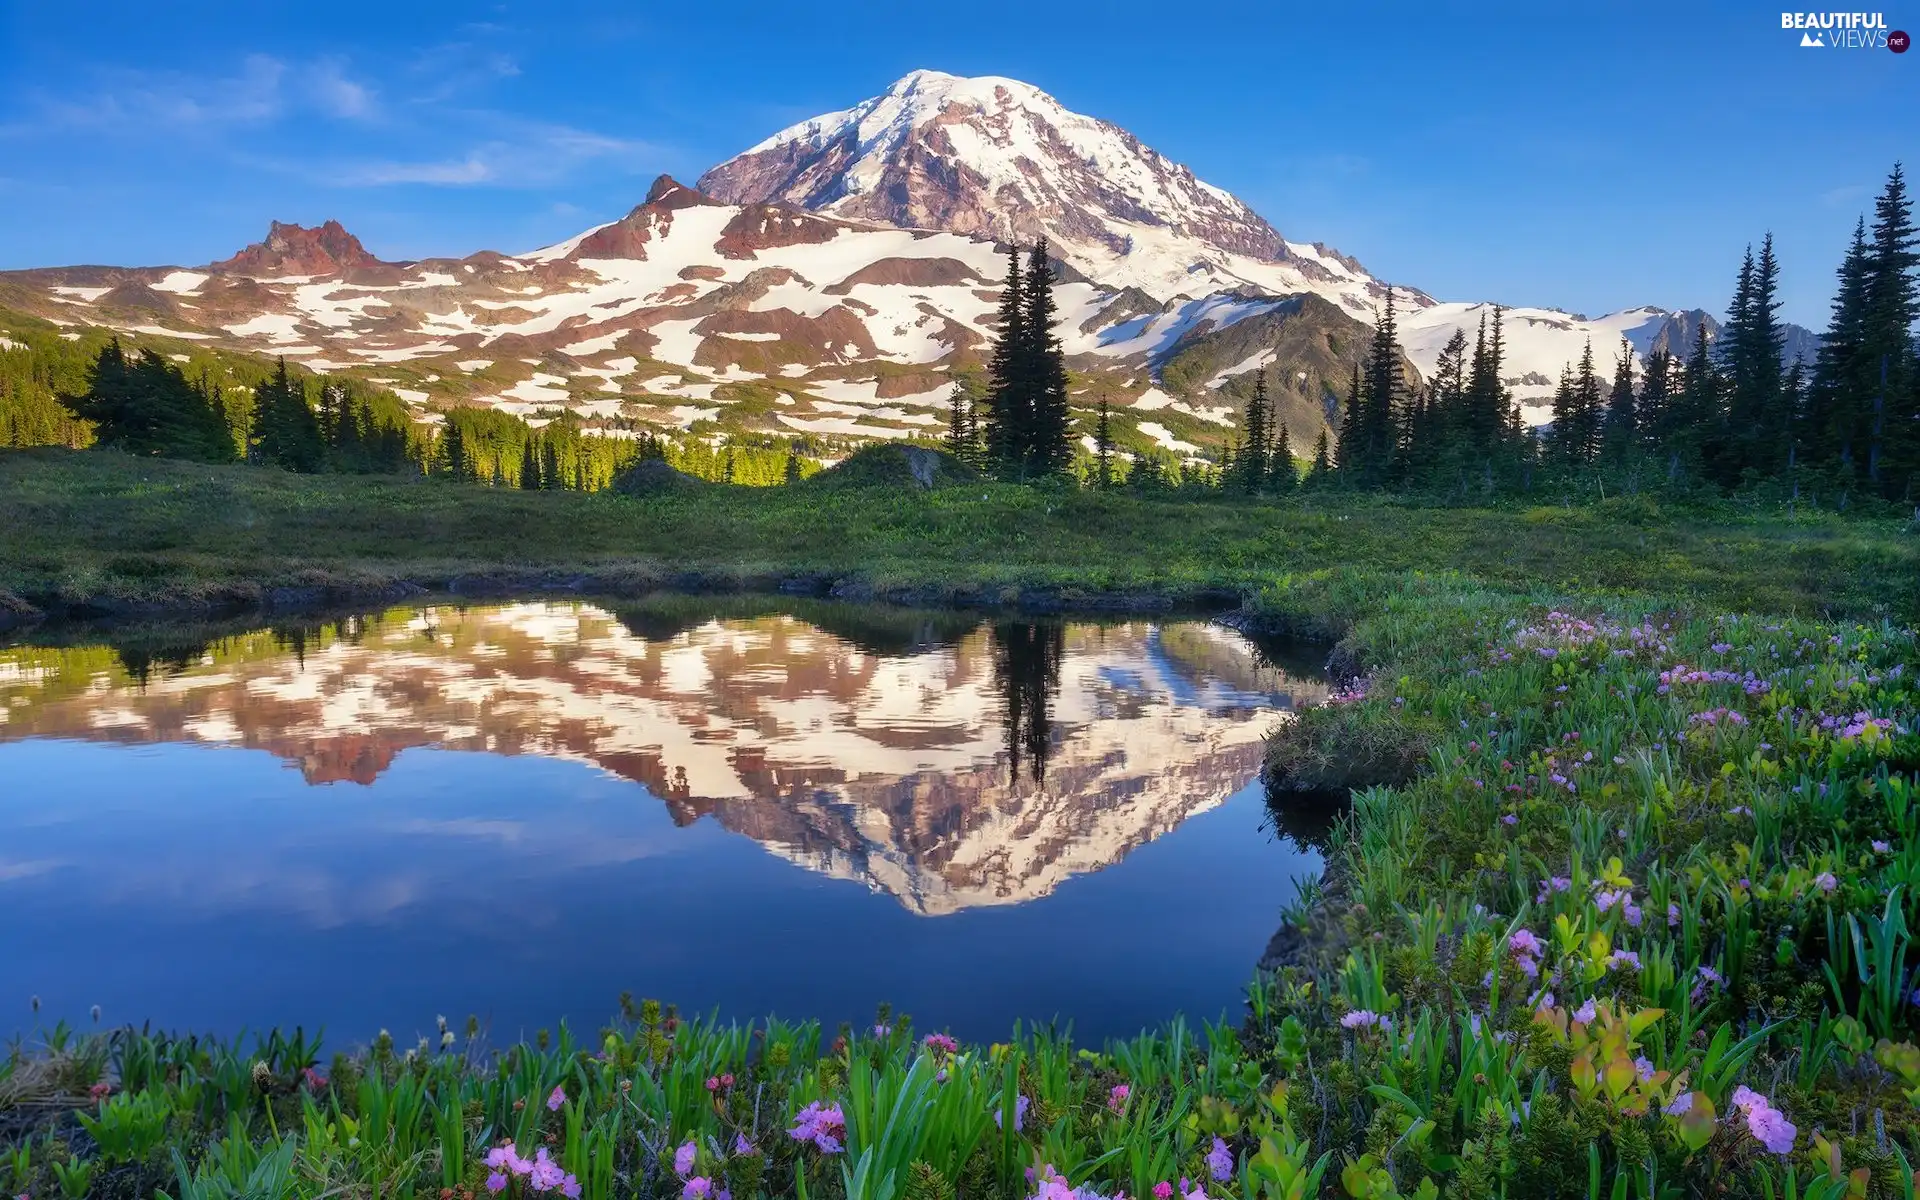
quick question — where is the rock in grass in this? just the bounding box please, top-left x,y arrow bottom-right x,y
806,444 -> 977,492
609,458 -> 708,496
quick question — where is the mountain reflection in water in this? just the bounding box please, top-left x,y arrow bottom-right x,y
0,599 -> 1330,1041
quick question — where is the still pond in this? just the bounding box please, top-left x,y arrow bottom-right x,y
0,598 -> 1331,1045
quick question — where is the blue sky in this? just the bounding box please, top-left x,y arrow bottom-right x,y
0,0 -> 1911,325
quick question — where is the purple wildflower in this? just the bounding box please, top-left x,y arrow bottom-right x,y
1572,998 -> 1597,1024
1206,1138 -> 1233,1182
684,1178 -> 714,1200
547,1084 -> 566,1112
1663,1092 -> 1693,1116
487,1174 -> 509,1195
789,1103 -> 846,1154
674,1141 -> 697,1178
993,1094 -> 1031,1132
1815,871 -> 1837,894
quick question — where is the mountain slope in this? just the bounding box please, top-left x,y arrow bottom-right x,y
699,70 -> 1400,316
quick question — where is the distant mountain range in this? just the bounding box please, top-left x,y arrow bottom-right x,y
0,69 -> 1819,454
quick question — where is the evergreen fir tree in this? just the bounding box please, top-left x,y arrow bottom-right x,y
1601,338 -> 1637,460
1093,396 -> 1114,489
1639,347 -> 1675,454
520,437 -> 542,489
784,445 -> 803,484
1018,239 -> 1073,478
945,382 -> 973,464
1357,287 -> 1403,486
1305,427 -> 1334,488
1548,365 -> 1578,465
440,421 -> 469,481
1808,219 -> 1873,475
982,245 -> 1026,473
1237,370 -> 1272,491
1864,163 -> 1917,492
1335,361 -> 1364,480
1570,341 -> 1603,465
251,358 -> 325,472
1271,422 -> 1297,492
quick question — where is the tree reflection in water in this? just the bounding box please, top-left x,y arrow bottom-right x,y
990,621 -> 1065,784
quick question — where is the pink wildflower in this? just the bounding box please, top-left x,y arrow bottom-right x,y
1153,1184 -> 1174,1200
923,1033 -> 960,1057
789,1102 -> 846,1154
547,1084 -> 566,1112
1108,1083 -> 1131,1113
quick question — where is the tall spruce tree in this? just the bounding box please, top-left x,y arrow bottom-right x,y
983,244 -> 1026,472
1601,338 -> 1637,460
1237,370 -> 1272,491
1356,287 -> 1404,486
1334,361 -> 1364,480
1570,341 -> 1603,465
520,437 -> 542,489
1548,365 -> 1578,465
1018,239 -> 1073,478
1093,396 -> 1115,489
250,358 -> 325,472
1808,219 -> 1873,476
1306,427 -> 1333,488
1271,422 -> 1296,492
945,381 -> 974,464
1864,163 -> 1917,492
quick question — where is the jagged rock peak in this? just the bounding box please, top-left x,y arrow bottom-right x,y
211,219 -> 384,276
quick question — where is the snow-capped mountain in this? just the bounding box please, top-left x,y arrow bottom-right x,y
0,69 -> 1821,450
699,70 -> 1400,317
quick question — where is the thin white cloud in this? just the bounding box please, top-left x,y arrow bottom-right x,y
326,119 -> 660,188
10,54 -> 287,134
2,53 -> 382,136
311,57 -> 377,120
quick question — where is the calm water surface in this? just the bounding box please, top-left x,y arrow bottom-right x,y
0,600 -> 1329,1044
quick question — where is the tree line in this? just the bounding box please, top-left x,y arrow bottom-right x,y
1298,162 -> 1917,503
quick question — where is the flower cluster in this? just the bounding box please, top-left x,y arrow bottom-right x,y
1508,928 -> 1544,978
1027,1164 -> 1114,1200
1107,1083 -> 1130,1113
484,1143 -> 580,1197
788,1102 -> 846,1154
1686,707 -> 1748,728
1730,1087 -> 1796,1155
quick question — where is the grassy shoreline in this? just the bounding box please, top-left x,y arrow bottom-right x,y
3,447 -> 1917,631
